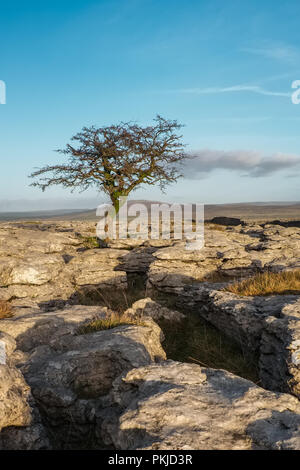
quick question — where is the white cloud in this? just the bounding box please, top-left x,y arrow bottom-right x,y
183,150 -> 300,178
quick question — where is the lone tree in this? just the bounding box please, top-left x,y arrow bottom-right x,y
29,116 -> 187,212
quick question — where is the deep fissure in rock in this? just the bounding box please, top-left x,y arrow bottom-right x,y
75,272 -> 260,384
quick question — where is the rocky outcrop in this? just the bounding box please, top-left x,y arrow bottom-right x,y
205,292 -> 300,398
147,231 -> 257,293
116,247 -> 157,273
0,298 -> 299,450
0,222 -> 181,308
0,220 -> 300,450
0,305 -> 166,449
148,225 -> 300,294
209,216 -> 245,226
105,361 -> 300,450
193,290 -> 298,352
125,297 -> 185,322
260,299 -> 300,398
150,285 -> 300,399
0,224 -> 129,307
0,364 -> 32,432
0,331 -> 50,450
145,224 -> 300,398
0,305 -> 109,352
67,249 -> 127,288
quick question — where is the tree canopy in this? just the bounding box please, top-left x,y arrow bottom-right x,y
29,115 -> 187,211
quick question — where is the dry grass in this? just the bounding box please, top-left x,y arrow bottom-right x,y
204,222 -> 226,232
225,270 -> 300,296
0,300 -> 13,319
77,312 -> 145,335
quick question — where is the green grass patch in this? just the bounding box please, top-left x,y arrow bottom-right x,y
79,236 -> 100,249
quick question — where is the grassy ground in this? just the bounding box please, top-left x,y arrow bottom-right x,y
225,270 -> 300,296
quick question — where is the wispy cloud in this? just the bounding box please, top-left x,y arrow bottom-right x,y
258,72 -> 299,85
196,116 -> 271,123
175,85 -> 290,98
183,150 -> 300,178
241,42 -> 299,64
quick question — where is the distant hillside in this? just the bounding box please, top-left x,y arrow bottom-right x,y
0,209 -> 90,221
0,201 -> 299,222
204,203 -> 300,221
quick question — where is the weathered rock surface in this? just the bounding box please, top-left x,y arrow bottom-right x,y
0,364 -> 32,432
67,248 -> 127,288
144,224 -> 300,398
0,220 -> 300,450
0,305 -> 110,352
0,220 -> 185,307
160,286 -> 300,398
260,299 -> 300,398
125,297 -> 185,322
0,331 -> 50,449
116,247 -> 157,273
105,361 -> 300,450
0,304 -> 166,449
148,225 -> 300,293
0,223 -> 129,306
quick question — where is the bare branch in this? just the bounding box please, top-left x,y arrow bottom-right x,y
29,115 -> 187,209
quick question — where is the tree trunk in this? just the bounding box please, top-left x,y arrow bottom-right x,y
110,191 -> 128,214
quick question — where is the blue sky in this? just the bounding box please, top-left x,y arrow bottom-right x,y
0,0 -> 300,210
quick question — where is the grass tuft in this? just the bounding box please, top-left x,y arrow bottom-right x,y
224,270 -> 300,296
77,312 -> 145,335
204,222 -> 226,231
0,300 -> 13,319
79,236 -> 100,249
